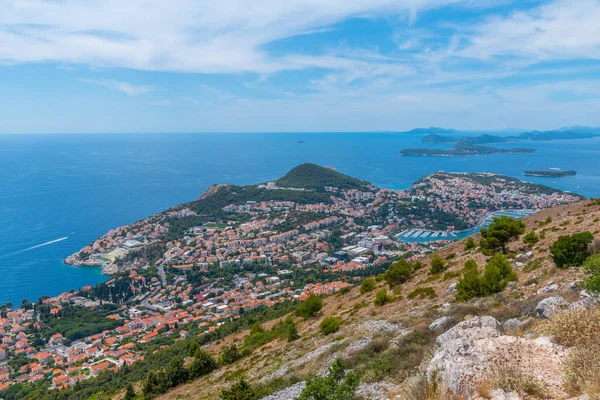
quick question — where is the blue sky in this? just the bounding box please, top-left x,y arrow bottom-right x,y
1,0 -> 600,133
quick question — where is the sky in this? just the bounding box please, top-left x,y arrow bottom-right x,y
1,0 -> 600,133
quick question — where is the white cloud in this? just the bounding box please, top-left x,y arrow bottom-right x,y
455,0 -> 600,61
79,79 -> 154,96
0,0 -> 471,75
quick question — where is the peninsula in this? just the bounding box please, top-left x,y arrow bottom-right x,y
64,164 -> 578,275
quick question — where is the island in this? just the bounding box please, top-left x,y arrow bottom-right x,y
399,143 -> 536,157
524,170 -> 577,177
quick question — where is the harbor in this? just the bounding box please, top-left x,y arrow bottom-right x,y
396,209 -> 535,243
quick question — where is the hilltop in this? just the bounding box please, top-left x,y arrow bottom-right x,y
275,163 -> 369,191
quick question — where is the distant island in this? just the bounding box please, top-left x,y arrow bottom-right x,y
524,170 -> 577,177
422,134 -> 512,145
399,126 -> 599,157
399,143 -> 536,157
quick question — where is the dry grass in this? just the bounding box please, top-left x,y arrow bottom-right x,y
402,374 -> 465,400
564,343 -> 600,396
548,308 -> 600,396
547,308 -> 600,347
478,344 -> 548,399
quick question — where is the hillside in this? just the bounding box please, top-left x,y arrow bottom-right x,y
275,163 -> 369,190
6,166 -> 587,400
157,199 -> 600,400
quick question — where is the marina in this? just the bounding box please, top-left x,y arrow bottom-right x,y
397,209 -> 535,243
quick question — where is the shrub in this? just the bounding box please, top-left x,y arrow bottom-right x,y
286,321 -> 300,342
338,286 -> 352,295
299,358 -> 359,400
320,317 -> 341,335
188,350 -> 217,379
296,294 -> 324,319
374,288 -> 393,306
360,278 -> 376,294
407,287 -> 437,300
430,255 -> 446,274
550,232 -> 594,268
583,254 -> 600,295
384,259 -> 413,287
464,237 -> 476,251
480,216 -> 525,254
456,255 -> 516,301
220,344 -> 242,365
523,231 -> 539,246
221,378 -> 258,400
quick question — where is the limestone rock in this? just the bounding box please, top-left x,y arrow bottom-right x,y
491,389 -> 521,400
535,296 -> 569,319
426,316 -> 503,393
428,316 -> 453,331
537,283 -> 558,295
503,318 -> 523,332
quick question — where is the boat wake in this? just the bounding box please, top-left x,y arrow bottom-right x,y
1,237 -> 68,258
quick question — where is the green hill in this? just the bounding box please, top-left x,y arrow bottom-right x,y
275,163 -> 368,190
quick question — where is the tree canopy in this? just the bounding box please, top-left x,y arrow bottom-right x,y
480,216 -> 525,253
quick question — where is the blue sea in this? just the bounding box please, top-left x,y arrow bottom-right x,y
1,132 -> 599,307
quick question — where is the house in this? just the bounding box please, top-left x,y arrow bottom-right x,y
49,333 -> 64,345
90,361 -> 110,376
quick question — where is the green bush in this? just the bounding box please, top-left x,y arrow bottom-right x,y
320,317 -> 341,335
189,350 -> 217,379
221,378 -> 258,400
430,255 -> 446,274
407,287 -> 437,300
464,237 -> 476,251
550,232 -> 594,268
286,322 -> 300,342
456,254 -> 517,301
583,254 -> 600,295
296,294 -> 324,319
384,259 -> 413,287
523,231 -> 539,246
220,344 -> 242,365
299,358 -> 359,400
374,288 -> 393,306
480,216 -> 525,254
360,278 -> 376,294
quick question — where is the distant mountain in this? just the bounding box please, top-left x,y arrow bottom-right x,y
421,133 -> 512,145
276,163 -> 368,190
401,127 -> 458,135
422,134 -> 458,143
517,127 -> 600,141
460,134 -> 511,145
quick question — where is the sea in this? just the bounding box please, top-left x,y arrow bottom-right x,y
1,132 -> 600,307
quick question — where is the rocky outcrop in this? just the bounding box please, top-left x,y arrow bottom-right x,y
428,316 -> 453,331
534,296 -> 569,319
198,184 -> 231,200
426,316 -> 568,396
427,316 -> 503,393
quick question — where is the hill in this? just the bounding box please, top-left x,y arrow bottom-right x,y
401,127 -> 458,135
517,127 -> 600,141
155,199 -> 600,400
275,163 -> 369,190
6,166 -> 593,400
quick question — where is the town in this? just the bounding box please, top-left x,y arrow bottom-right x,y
0,166 -> 582,394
